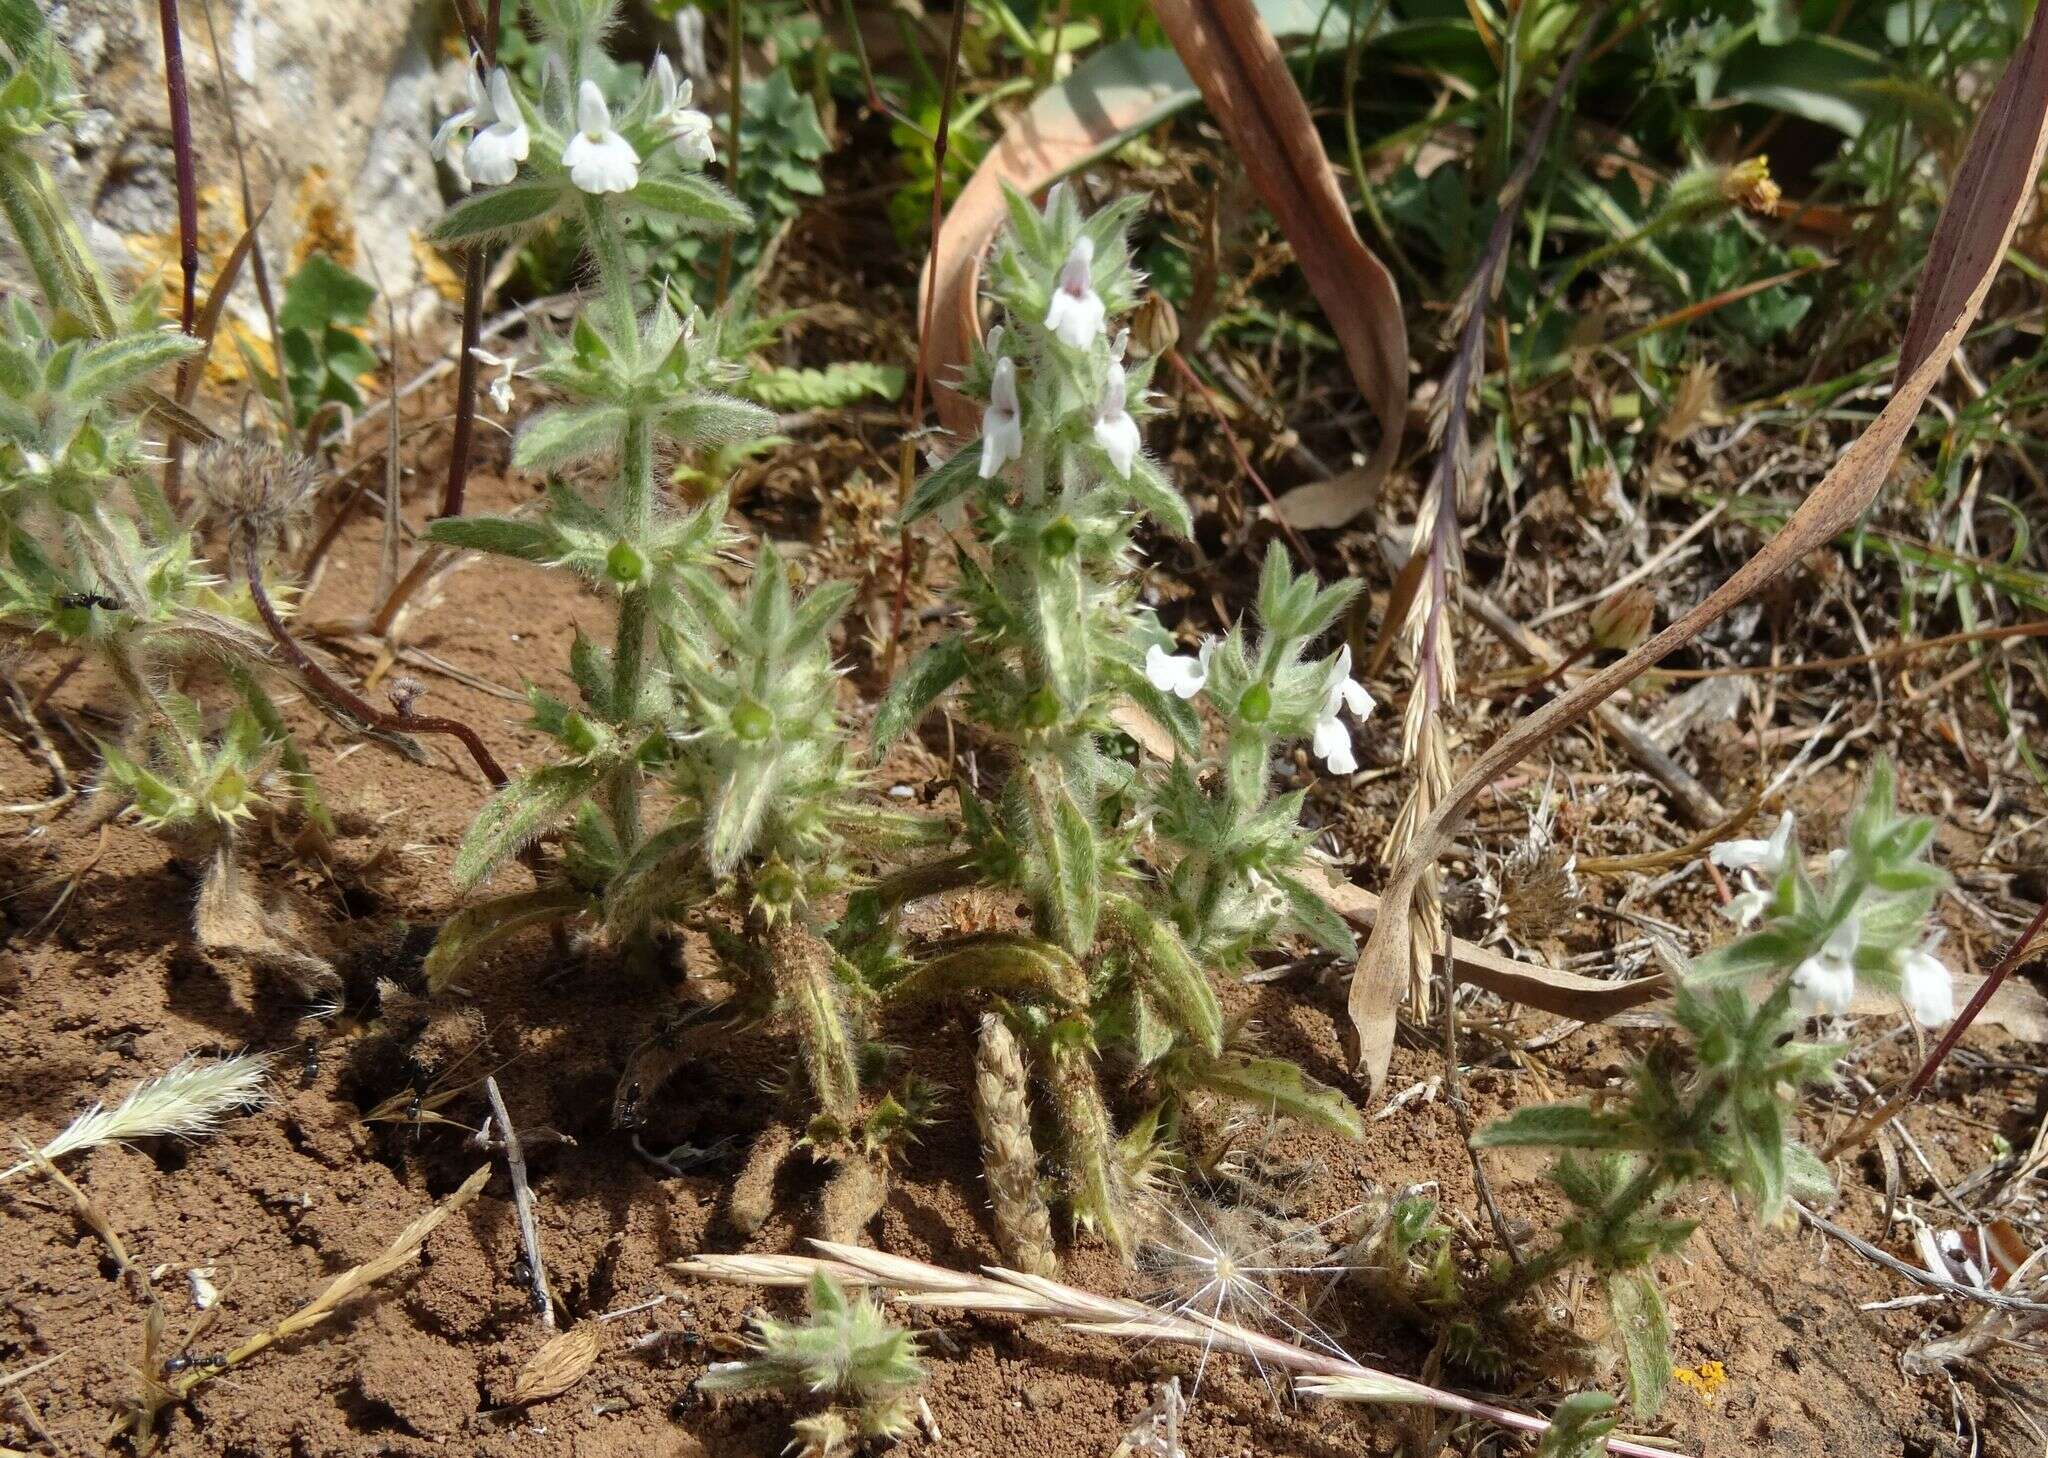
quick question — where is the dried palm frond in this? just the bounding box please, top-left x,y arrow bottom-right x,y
1,1053 -> 271,1183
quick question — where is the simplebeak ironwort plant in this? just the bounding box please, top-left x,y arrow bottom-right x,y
1469,760 -> 1955,1414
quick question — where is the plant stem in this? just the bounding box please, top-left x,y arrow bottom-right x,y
606,414 -> 654,853
716,0 -> 743,305
242,534 -> 509,788
881,0 -> 969,677
155,0 -> 200,511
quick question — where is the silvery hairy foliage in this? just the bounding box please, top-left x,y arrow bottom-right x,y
853,187 -> 1376,1254
0,0 -> 334,927
419,0 -> 943,1164
1471,760 -> 1955,1415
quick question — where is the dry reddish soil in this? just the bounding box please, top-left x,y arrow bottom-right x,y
2,438 -> 2044,1457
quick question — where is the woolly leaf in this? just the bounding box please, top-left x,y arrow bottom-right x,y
1122,453 -> 1193,538
1473,1103 -> 1636,1151
423,885 -> 589,991
1274,870 -> 1360,958
1536,1391 -> 1619,1458
705,750 -> 782,874
871,635 -> 968,753
453,763 -> 603,887
1116,900 -> 1221,1057
884,933 -> 1089,1009
515,404 -> 629,471
425,514 -> 558,564
900,444 -> 986,525
1607,1270 -> 1673,1418
1178,1052 -> 1364,1140
630,175 -> 751,233
652,392 -> 777,449
1036,779 -> 1100,954
69,330 -> 199,402
430,181 -> 566,244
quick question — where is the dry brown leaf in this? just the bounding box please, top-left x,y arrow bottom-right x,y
1151,0 -> 1407,527
1347,2 -> 2048,1092
512,1323 -> 603,1406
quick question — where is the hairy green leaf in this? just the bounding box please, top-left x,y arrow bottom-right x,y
453,764 -> 602,888
1607,1270 -> 1673,1418
423,885 -> 589,991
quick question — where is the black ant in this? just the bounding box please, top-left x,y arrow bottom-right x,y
55,591 -> 119,611
162,1354 -> 227,1376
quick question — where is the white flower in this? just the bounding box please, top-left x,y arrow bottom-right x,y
1790,919 -> 1859,1017
563,80 -> 640,194
1043,236 -> 1106,349
430,64 -> 487,160
1710,810 -> 1796,879
470,345 -> 520,414
1898,943 -> 1955,1027
1145,639 -> 1212,700
1311,644 -> 1375,775
431,64 -> 529,187
466,69 -> 530,185
1720,873 -> 1773,929
1092,358 -> 1140,478
652,53 -> 716,165
979,356 -> 1023,478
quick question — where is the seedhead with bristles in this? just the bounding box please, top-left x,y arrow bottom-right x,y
1,1053 -> 271,1182
698,1269 -> 927,1454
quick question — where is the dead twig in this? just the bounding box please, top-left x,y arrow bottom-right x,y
482,1075 -> 555,1329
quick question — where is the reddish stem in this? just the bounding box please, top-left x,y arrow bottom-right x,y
242,536 -> 507,788
881,0 -> 969,678
1904,898 -> 2048,1100
156,0 -> 200,510
439,0 -> 501,521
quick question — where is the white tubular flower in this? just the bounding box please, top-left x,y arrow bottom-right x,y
464,68 -> 530,185
1092,358 -> 1140,478
652,54 -> 716,165
1720,873 -> 1773,929
469,346 -> 519,414
1790,919 -> 1859,1017
1898,943 -> 1955,1027
1043,236 -> 1106,349
1144,639 -> 1211,700
430,63 -> 487,162
563,80 -> 640,194
1710,810 -> 1796,879
979,356 -> 1023,479
1310,644 -> 1375,775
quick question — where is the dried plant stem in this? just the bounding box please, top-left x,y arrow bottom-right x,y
111,1165 -> 494,1430
242,535 -> 508,787
484,1076 -> 555,1329
972,1015 -> 1057,1277
882,0 -> 969,677
194,0 -> 291,427
676,1242 -> 1677,1458
1386,10 -> 1605,1021
155,0 -> 200,510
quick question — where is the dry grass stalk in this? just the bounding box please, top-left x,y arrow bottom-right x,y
1382,12 -> 1607,1018
1,1054 -> 271,1183
674,1242 -> 1674,1458
512,1323 -> 605,1405
108,1163 -> 494,1430
971,1014 -> 1058,1277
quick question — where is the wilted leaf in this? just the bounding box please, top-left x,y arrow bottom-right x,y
1151,0 -> 1406,527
